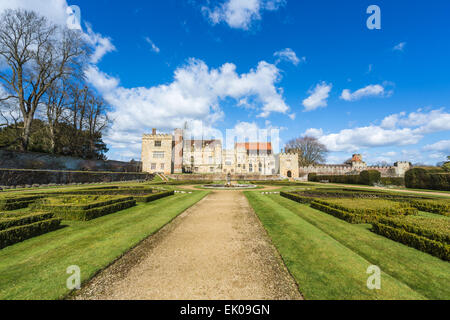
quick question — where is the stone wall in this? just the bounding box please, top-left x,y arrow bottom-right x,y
0,168 -> 153,187
0,149 -> 141,172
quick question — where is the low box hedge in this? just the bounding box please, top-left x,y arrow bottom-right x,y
0,195 -> 43,211
310,201 -> 369,223
35,196 -> 134,211
133,190 -> 174,203
371,222 -> 450,261
0,218 -> 61,249
51,199 -> 136,221
407,199 -> 450,216
377,216 -> 450,245
280,192 -> 315,204
0,212 -> 54,231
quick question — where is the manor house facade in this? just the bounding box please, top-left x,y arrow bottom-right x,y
142,129 -> 278,175
142,129 -> 411,179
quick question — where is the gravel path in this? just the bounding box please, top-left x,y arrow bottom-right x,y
74,190 -> 302,300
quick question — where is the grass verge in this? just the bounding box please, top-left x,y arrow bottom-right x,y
245,191 -> 450,300
0,191 -> 208,300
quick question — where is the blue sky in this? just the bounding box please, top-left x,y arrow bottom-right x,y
1,0 -> 449,164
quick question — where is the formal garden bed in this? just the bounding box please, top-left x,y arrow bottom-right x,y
32,195 -> 137,221
0,211 -> 61,249
280,188 -> 449,260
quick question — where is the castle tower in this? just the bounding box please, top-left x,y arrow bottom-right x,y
142,129 -> 173,175
279,153 -> 299,179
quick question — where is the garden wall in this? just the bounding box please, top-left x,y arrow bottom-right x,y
0,149 -> 141,172
0,169 -> 153,187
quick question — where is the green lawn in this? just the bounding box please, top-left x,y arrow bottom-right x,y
245,191 -> 450,300
0,190 -> 208,300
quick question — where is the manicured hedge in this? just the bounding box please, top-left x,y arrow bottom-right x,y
371,222 -> 450,261
377,217 -> 450,245
405,168 -> 450,191
134,190 -> 174,203
152,180 -> 213,185
407,199 -> 450,216
359,170 -> 381,185
312,199 -> 417,217
0,212 -> 54,231
50,199 -> 136,221
0,218 -> 61,249
36,196 -> 134,211
310,201 -> 368,223
0,195 -> 42,211
308,174 -> 361,184
380,177 -> 405,186
280,192 -> 315,204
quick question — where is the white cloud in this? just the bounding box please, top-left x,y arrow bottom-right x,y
393,42 -> 406,52
274,48 -> 304,66
202,0 -> 285,30
0,0 -> 116,65
340,84 -> 388,102
380,108 -> 450,133
84,24 -> 116,63
302,82 -> 332,111
303,109 -> 450,153
0,0 -> 68,26
144,37 -> 160,53
423,140 -> 450,154
86,58 -> 290,159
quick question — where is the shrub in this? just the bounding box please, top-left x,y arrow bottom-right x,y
50,199 -> 136,221
310,201 -> 367,223
405,168 -> 450,191
308,173 -> 317,182
371,223 -> 450,261
0,212 -> 54,231
0,218 -> 61,249
380,177 -> 405,186
407,199 -> 450,216
133,190 -> 174,203
280,192 -> 315,204
359,170 -> 381,185
377,216 -> 450,245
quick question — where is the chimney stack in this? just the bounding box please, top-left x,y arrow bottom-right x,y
152,128 -> 156,135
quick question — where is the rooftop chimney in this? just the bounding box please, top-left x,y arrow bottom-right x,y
152,128 -> 156,135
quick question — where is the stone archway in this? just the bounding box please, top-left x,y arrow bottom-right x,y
287,170 -> 292,178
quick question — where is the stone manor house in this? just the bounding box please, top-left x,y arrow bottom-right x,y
142,129 -> 411,179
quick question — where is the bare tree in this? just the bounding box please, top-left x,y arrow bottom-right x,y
0,9 -> 88,151
285,136 -> 328,166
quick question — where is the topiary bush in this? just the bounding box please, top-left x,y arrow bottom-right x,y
359,170 -> 381,186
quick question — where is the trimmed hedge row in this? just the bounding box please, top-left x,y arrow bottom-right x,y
56,187 -> 156,196
280,192 -> 315,204
152,180 -> 213,185
312,199 -> 418,217
36,196 -> 134,211
50,199 -> 136,221
134,190 -> 174,203
0,218 -> 62,249
0,212 -> 54,231
251,181 -> 309,186
380,177 -> 405,186
377,217 -> 450,245
310,201 -> 368,223
405,168 -> 450,191
308,170 -> 381,186
0,195 -> 43,211
371,222 -> 450,261
406,199 -> 450,216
